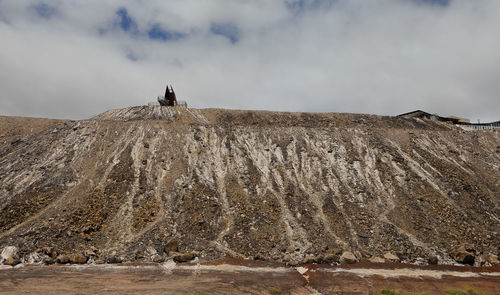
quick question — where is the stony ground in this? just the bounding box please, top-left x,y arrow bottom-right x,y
0,106 -> 499,267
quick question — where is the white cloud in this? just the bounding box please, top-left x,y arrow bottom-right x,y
0,0 -> 498,121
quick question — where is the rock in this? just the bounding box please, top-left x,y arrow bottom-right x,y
26,252 -> 45,264
427,255 -> 439,265
42,247 -> 58,259
282,254 -> 291,263
145,246 -> 158,256
327,247 -> 343,256
69,253 -> 87,264
383,252 -> 400,263
479,254 -> 500,266
164,239 -> 179,254
340,251 -> 358,264
56,254 -> 71,264
312,255 -> 324,264
4,257 -> 21,266
84,248 -> 97,258
152,254 -> 165,263
413,257 -> 427,266
172,252 -> 198,263
450,245 -> 475,265
301,254 -> 315,264
357,232 -> 370,238
135,250 -> 145,260
254,253 -> 268,261
322,253 -> 340,264
1,246 -> 19,265
44,257 -> 55,265
106,256 -> 124,264
369,257 -> 385,263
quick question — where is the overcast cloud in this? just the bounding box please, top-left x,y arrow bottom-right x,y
0,0 -> 498,121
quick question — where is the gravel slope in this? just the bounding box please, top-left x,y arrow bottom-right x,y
0,106 -> 499,265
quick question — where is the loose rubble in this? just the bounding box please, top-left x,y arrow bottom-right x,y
0,107 -> 499,267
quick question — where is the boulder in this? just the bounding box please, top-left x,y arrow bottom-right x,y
172,252 -> 198,263
286,260 -> 300,266
164,239 -> 179,255
47,248 -> 58,259
450,245 -> 475,265
152,254 -> 165,263
301,254 -> 315,264
4,257 -> 21,266
427,255 -> 438,265
340,251 -> 358,264
1,246 -> 19,265
282,254 -> 291,263
369,257 -> 385,263
26,252 -> 45,264
145,246 -> 158,256
479,254 -> 500,266
106,256 -> 124,264
383,252 -> 400,263
413,257 -> 427,266
56,254 -> 71,264
322,253 -> 340,264
44,257 -> 55,265
83,246 -> 98,258
254,253 -> 269,261
69,253 -> 88,264
326,247 -> 343,256
84,249 -> 97,258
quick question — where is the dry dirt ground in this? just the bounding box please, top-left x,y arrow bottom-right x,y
1,106 -> 499,266
0,261 -> 499,295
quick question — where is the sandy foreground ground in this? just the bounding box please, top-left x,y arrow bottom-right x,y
0,260 -> 499,294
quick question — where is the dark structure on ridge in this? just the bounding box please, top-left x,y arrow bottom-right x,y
158,85 -> 177,106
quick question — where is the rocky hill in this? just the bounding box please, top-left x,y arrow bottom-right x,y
0,106 -> 499,266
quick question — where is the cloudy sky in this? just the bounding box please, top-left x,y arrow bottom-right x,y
0,0 -> 498,121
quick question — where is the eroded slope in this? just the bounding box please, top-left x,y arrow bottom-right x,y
0,106 -> 499,265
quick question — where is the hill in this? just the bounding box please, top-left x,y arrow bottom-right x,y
0,106 -> 499,265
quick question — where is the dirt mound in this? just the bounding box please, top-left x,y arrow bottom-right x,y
0,106 -> 499,266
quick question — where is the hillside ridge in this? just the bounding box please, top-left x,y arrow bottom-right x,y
1,106 -> 499,266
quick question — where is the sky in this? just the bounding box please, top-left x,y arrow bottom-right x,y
0,0 -> 499,121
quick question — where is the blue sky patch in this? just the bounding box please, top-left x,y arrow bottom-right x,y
285,0 -> 336,14
33,2 -> 58,19
115,8 -> 138,34
148,24 -> 185,42
409,0 -> 450,6
210,22 -> 240,44
126,51 -> 138,62
112,9 -> 183,42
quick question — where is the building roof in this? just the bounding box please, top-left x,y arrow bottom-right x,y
398,110 -> 498,127
398,110 -> 461,123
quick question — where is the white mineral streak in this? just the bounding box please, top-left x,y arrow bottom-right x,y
319,267 -> 500,279
47,264 -> 500,279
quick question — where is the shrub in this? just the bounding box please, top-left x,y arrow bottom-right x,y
268,286 -> 282,295
446,287 -> 485,295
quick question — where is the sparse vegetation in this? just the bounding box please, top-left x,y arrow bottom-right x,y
446,287 -> 485,295
381,289 -> 398,295
267,286 -> 282,295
